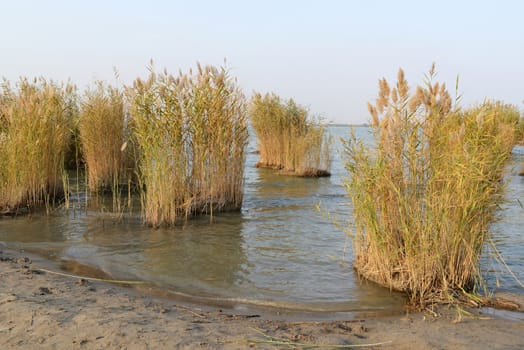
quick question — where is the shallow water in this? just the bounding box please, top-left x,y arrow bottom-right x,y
0,127 -> 522,315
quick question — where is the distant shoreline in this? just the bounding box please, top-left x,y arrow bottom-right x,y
325,123 -> 369,127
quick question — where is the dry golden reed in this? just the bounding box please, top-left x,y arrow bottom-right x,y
250,92 -> 331,176
344,64 -> 519,306
127,63 -> 248,227
77,81 -> 136,214
78,81 -> 131,197
0,77 -> 77,212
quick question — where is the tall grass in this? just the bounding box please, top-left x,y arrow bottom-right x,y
78,81 -> 133,213
0,78 -> 77,212
343,65 -> 518,306
513,106 -> 524,175
128,63 -> 248,227
250,92 -> 331,176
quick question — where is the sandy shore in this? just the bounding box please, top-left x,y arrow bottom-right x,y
1,250 -> 523,350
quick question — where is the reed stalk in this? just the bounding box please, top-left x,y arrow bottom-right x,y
127,63 -> 248,227
250,93 -> 331,176
343,65 -> 518,306
0,78 -> 77,212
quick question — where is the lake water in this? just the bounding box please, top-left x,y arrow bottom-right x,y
0,126 -> 522,317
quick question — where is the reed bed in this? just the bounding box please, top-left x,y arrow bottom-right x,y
0,78 -> 77,212
78,81 -> 133,213
128,64 -> 248,227
513,106 -> 524,176
250,93 -> 331,177
343,65 -> 518,306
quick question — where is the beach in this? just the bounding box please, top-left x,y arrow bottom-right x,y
1,249 -> 523,350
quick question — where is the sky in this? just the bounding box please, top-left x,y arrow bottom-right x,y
1,0 -> 523,124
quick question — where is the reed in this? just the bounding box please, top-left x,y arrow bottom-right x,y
78,81 -> 132,212
516,106 -> 524,145
513,105 -> 524,176
0,77 -> 77,212
250,93 -> 331,176
343,65 -> 518,306
127,63 -> 248,227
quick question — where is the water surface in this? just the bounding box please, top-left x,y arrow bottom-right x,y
1,127 -> 522,315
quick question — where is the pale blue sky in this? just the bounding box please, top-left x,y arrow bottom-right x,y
1,0 -> 523,123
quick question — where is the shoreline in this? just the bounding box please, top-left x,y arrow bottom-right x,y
3,246 -> 408,322
1,250 -> 523,349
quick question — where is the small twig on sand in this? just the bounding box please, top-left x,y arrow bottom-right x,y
173,304 -> 205,318
33,267 -> 145,285
247,326 -> 392,348
424,307 -> 439,318
247,338 -> 393,349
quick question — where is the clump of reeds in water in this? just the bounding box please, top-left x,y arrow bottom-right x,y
343,65 -> 519,307
78,81 -> 132,211
511,106 -> 524,176
127,63 -> 248,227
250,92 -> 331,176
0,78 -> 77,213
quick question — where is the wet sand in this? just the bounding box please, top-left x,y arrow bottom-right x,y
1,250 -> 523,349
